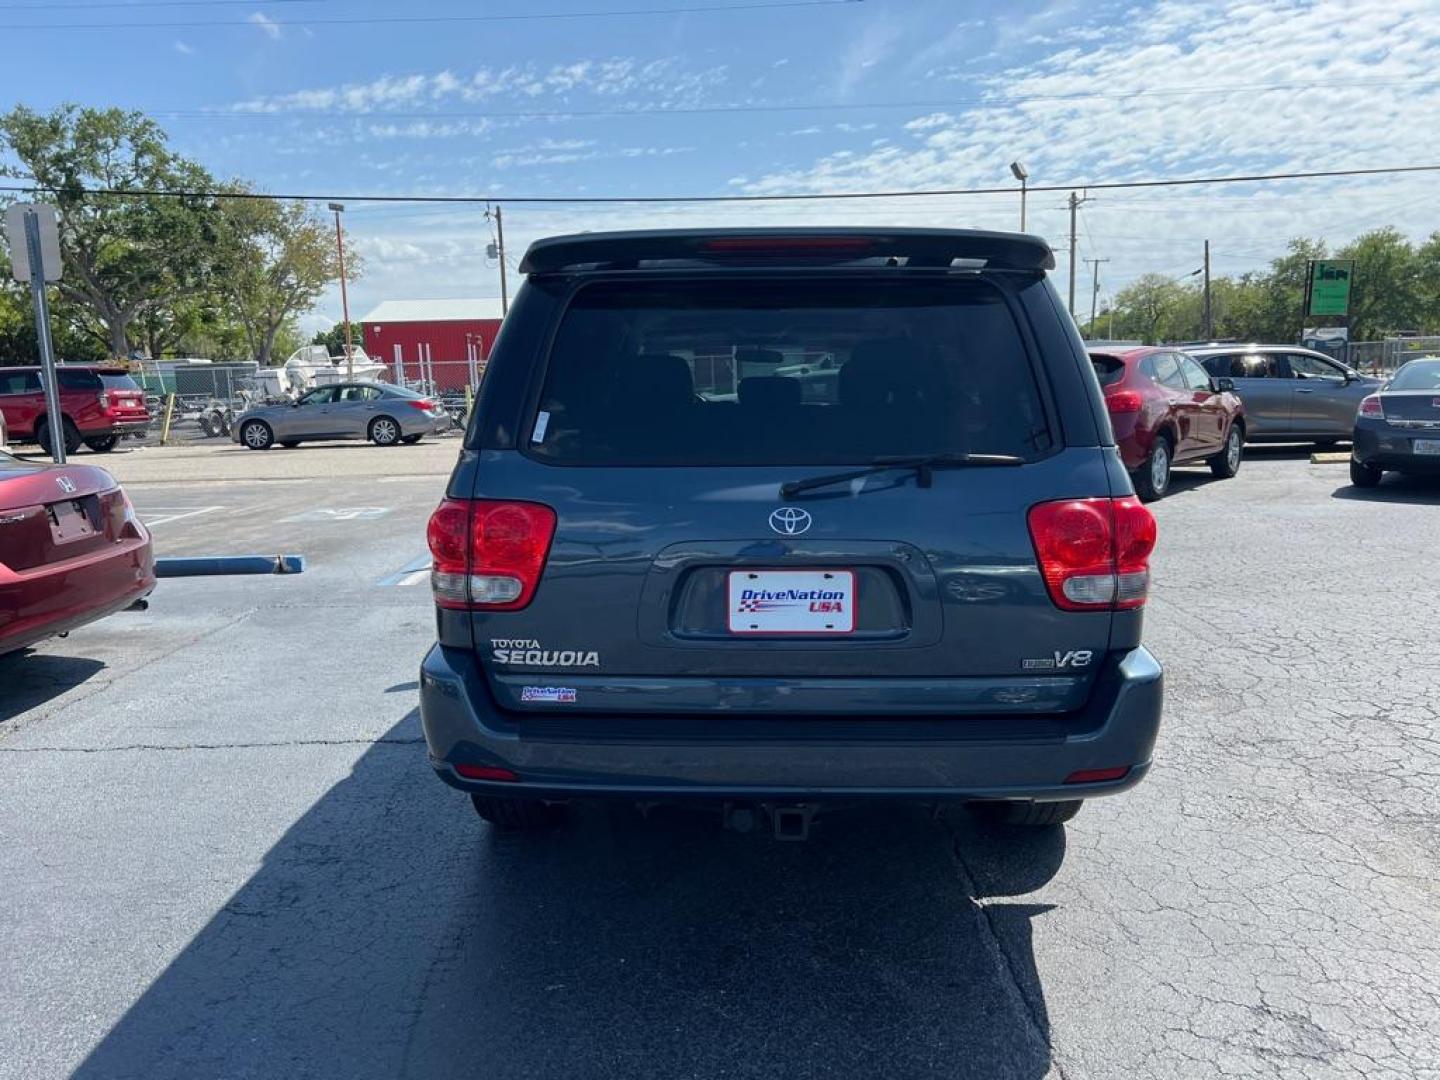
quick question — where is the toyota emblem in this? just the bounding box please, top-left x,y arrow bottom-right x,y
769,507 -> 813,535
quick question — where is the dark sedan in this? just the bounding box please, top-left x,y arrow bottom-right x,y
0,449 -> 155,656
1350,357 -> 1440,487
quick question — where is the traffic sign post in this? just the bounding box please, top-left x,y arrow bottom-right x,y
5,203 -> 66,463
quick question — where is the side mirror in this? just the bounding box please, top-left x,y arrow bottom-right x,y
1213,377 -> 1235,393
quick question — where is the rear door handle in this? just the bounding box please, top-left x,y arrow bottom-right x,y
1296,388 -> 1316,393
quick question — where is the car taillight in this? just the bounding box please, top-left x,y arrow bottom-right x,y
1358,394 -> 1384,419
1105,389 -> 1143,414
1027,497 -> 1157,611
426,498 -> 556,610
98,391 -> 110,409
408,399 -> 437,411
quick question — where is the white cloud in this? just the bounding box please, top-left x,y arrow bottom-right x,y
248,12 -> 281,40
172,40 -> 194,55
232,57 -> 727,115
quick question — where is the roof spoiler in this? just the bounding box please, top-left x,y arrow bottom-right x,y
519,227 -> 1056,274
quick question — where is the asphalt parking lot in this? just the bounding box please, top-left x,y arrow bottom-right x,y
1,443 -> 1437,1080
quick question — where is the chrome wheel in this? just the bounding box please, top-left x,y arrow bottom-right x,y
1150,442 -> 1170,493
371,417 -> 400,445
242,421 -> 272,449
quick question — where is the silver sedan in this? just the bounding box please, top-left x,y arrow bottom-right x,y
233,382 -> 450,450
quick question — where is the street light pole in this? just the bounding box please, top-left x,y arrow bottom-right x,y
1009,161 -> 1029,232
328,202 -> 353,380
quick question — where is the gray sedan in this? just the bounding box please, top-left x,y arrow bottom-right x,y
1186,345 -> 1380,445
234,382 -> 449,450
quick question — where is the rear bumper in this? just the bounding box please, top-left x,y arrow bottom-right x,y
1353,426 -> 1440,472
0,537 -> 156,655
418,644 -> 1163,803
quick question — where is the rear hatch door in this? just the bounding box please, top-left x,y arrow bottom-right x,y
470,272 -> 1115,715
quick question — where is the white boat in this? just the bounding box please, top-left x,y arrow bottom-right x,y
278,345 -> 387,392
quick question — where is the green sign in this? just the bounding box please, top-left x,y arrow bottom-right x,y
1306,260 -> 1354,317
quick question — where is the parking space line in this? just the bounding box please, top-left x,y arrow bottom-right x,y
139,506 -> 225,527
377,554 -> 431,587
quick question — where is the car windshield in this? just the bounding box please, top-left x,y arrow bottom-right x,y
529,277 -> 1052,466
1389,360 -> 1440,390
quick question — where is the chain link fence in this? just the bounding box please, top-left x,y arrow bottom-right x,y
1310,337 -> 1440,375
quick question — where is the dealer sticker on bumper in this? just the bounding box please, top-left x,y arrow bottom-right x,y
727,570 -> 855,634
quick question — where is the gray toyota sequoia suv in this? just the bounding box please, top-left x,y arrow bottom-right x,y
419,228 -> 1163,836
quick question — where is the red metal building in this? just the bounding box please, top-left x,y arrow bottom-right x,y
360,298 -> 505,391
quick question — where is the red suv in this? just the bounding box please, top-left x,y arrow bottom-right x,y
1089,347 -> 1246,500
0,365 -> 150,454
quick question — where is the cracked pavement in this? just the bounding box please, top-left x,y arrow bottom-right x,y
0,445 -> 1437,1079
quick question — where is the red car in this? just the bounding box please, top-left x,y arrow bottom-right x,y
1089,347 -> 1246,501
0,365 -> 150,455
0,447 -> 155,657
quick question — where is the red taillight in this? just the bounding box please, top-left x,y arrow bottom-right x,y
97,390 -> 110,410
1105,389 -> 1144,414
426,498 -> 556,611
1358,394 -> 1384,419
408,399 -> 436,411
454,763 -> 519,781
1027,497 -> 1157,611
1065,766 -> 1130,784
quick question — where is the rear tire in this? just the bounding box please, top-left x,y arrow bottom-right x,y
974,800 -> 1083,826
1132,434 -> 1172,502
1209,424 -> 1244,478
1349,459 -> 1383,488
470,794 -> 564,830
84,435 -> 119,453
240,419 -> 274,450
369,415 -> 401,446
36,417 -> 83,456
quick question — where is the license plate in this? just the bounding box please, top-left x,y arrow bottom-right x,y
49,500 -> 94,543
727,570 -> 855,635
1414,439 -> 1440,455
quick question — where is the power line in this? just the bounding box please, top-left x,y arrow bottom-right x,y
6,0 -> 859,29
165,76 -> 1439,123
5,163 -> 1440,206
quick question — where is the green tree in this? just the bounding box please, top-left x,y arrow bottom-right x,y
0,104 -> 221,359
1333,228 -> 1421,340
213,192 -> 351,366
310,320 -> 364,356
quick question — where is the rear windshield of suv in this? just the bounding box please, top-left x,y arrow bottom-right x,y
529,277 -> 1052,465
99,372 -> 142,392
53,369 -> 141,392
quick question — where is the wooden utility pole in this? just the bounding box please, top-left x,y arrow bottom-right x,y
1202,239 -> 1213,340
495,204 -> 508,316
1067,191 -> 1091,319
1086,257 -> 1110,337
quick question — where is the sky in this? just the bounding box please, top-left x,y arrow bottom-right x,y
5,0 -> 1440,334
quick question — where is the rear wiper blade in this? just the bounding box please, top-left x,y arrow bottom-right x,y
779,452 -> 1025,498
